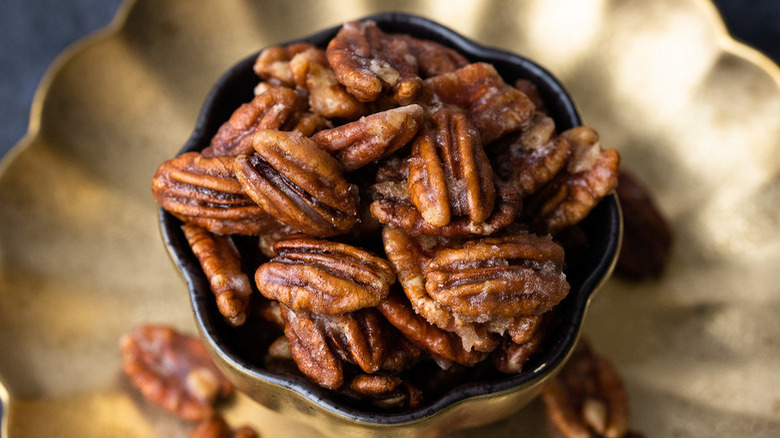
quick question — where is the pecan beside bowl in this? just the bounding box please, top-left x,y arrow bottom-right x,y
158,12 -> 622,437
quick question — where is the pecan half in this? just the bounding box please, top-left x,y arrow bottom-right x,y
424,232 -> 569,319
371,158 -> 521,236
312,104 -> 424,171
282,307 -> 386,389
542,340 -> 630,438
152,152 -> 278,235
524,126 -> 620,235
377,292 -> 488,366
408,108 -> 496,227
492,316 -> 548,374
120,324 -> 233,421
189,416 -> 259,438
232,130 -> 358,237
347,373 -> 423,408
327,20 -> 422,104
202,86 -> 307,157
255,236 -> 395,314
493,113 -> 572,197
422,62 -> 535,143
254,42 -> 316,86
183,223 -> 253,326
615,170 -> 672,280
381,227 -> 499,352
394,34 -> 469,78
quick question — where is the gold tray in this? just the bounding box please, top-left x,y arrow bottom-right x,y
1,0 -> 779,436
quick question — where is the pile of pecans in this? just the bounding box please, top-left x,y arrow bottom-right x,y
152,20 -> 620,408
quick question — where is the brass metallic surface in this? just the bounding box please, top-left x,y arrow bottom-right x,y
1,0 -> 779,436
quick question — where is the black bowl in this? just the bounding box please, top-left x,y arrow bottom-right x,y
160,12 -> 621,437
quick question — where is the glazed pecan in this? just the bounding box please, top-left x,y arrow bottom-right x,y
312,104 -> 424,171
282,307 -> 386,389
183,223 -> 253,326
422,62 -> 535,143
615,170 -> 672,280
493,113 -> 572,197
120,324 -> 233,421
348,373 -> 423,408
202,86 -> 307,157
152,152 -> 278,235
253,42 -> 316,85
371,158 -> 521,236
542,340 -> 630,438
514,78 -> 547,114
492,316 -> 548,374
407,108 -> 496,227
525,126 -> 620,235
394,34 -> 469,78
381,227 -> 500,352
255,236 -> 395,314
377,292 -> 489,366
189,416 -> 259,438
327,20 -> 422,104
424,232 -> 569,319
232,130 -> 358,237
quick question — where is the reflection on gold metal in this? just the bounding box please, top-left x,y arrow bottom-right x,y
1,0 -> 779,436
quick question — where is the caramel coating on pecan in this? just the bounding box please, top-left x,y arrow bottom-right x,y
152,152 -> 278,235
377,292 -> 488,366
424,232 -> 569,319
282,307 -> 386,389
492,316 -> 548,374
371,158 -> 521,236
615,170 -> 672,280
327,20 -> 422,103
203,86 -> 307,157
525,126 -> 620,235
494,113 -> 572,197
183,223 -> 253,326
255,236 -> 395,314
542,340 -> 630,438
408,108 -> 496,227
233,130 -> 358,236
189,416 -> 259,438
381,227 -> 500,352
422,62 -> 535,143
120,324 -> 233,421
312,104 -> 423,171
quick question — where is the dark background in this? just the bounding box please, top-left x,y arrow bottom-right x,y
0,0 -> 778,431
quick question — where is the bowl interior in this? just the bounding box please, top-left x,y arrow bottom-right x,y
160,12 -> 621,425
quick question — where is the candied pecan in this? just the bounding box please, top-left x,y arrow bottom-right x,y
152,152 -> 278,235
120,324 -> 233,421
542,340 -> 630,438
286,110 -> 329,136
492,316 -> 548,374
493,113 -> 572,197
255,236 -> 395,314
189,416 -> 259,438
424,232 -> 569,319
615,170 -> 672,280
312,104 -> 423,171
254,42 -> 316,85
282,307 -> 386,389
377,292 -> 488,366
514,78 -> 547,114
202,86 -> 307,157
422,62 -> 535,143
267,335 -> 293,360
232,130 -> 358,237
286,46 -> 368,120
327,20 -> 422,104
381,227 -> 500,352
371,158 -> 521,236
348,374 -> 423,408
183,223 -> 253,326
525,126 -> 620,235
408,108 -> 496,227
394,34 -> 469,77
